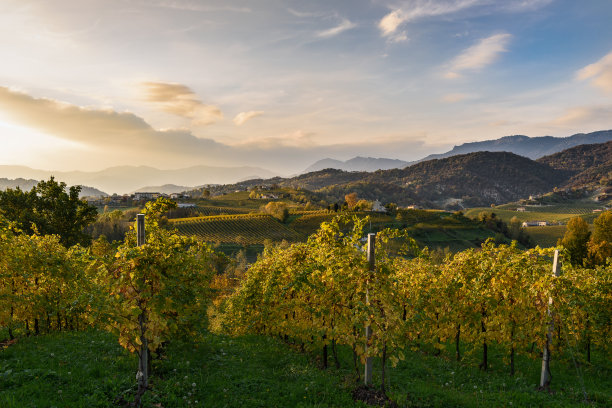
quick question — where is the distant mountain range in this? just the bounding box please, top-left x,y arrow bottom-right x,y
420,129 -> 612,162
208,140 -> 612,209
303,130 -> 612,173
0,165 -> 278,195
0,178 -> 108,197
2,130 -> 611,198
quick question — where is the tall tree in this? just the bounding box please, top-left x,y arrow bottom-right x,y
558,216 -> 590,266
0,177 -> 98,247
588,210 -> 612,266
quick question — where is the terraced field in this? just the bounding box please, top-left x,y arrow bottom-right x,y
169,214 -> 303,244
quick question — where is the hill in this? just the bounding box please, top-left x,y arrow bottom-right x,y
303,156 -> 411,173
300,130 -> 612,175
537,140 -> 612,188
208,151 -> 568,209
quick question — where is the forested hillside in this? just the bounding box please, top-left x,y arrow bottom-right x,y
209,151 -> 569,208
537,141 -> 612,187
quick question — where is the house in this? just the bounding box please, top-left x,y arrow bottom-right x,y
178,203 -> 196,208
405,205 -> 419,210
516,207 -> 526,212
372,200 -> 386,213
522,221 -> 548,227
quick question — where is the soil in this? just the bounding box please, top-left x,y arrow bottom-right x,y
352,385 -> 398,407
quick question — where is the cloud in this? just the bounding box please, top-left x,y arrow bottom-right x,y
237,130 -> 316,149
576,51 -> 612,93
378,0 -> 481,39
142,0 -> 251,13
446,33 -> 512,76
233,111 -> 264,126
378,0 -> 550,40
287,8 -> 323,18
141,81 -> 223,125
0,88 -> 451,174
0,86 -> 223,158
550,105 -> 612,126
317,19 -> 356,38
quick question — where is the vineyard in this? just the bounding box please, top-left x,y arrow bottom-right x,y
1,203 -> 611,407
169,213 -> 303,244
220,215 -> 612,405
195,205 -> 254,216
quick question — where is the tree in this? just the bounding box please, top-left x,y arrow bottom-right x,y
558,216 -> 590,266
262,202 -> 289,222
201,189 -> 210,199
587,210 -> 612,266
0,177 -> 98,247
345,192 -> 358,210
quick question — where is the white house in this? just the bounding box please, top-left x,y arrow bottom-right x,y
372,200 -> 386,212
522,221 -> 548,227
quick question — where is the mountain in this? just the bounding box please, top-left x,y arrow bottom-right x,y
210,151 -> 568,209
302,130 -> 612,174
0,165 -> 278,194
303,156 -> 411,173
537,140 -> 612,188
421,129 -> 612,162
0,178 -> 108,197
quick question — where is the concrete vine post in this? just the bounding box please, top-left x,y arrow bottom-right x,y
364,233 -> 376,386
540,249 -> 561,390
136,213 -> 149,404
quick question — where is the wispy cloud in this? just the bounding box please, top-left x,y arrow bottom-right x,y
576,51 -> 612,94
233,110 -> 264,126
237,130 -> 316,149
287,8 -> 323,18
446,33 -> 512,77
378,0 -> 551,41
550,105 -> 612,126
378,0 -> 480,40
317,19 -> 356,38
141,81 -> 223,125
140,0 -> 251,13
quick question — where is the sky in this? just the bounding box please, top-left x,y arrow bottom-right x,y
0,0 -> 611,175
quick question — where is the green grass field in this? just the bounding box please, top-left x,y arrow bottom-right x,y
1,330 -> 609,407
466,200 -> 606,225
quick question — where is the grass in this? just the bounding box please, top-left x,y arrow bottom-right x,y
1,329 -> 609,407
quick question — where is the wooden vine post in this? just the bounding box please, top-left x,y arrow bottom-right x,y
364,233 -> 375,386
540,249 -> 561,390
136,213 -> 149,402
